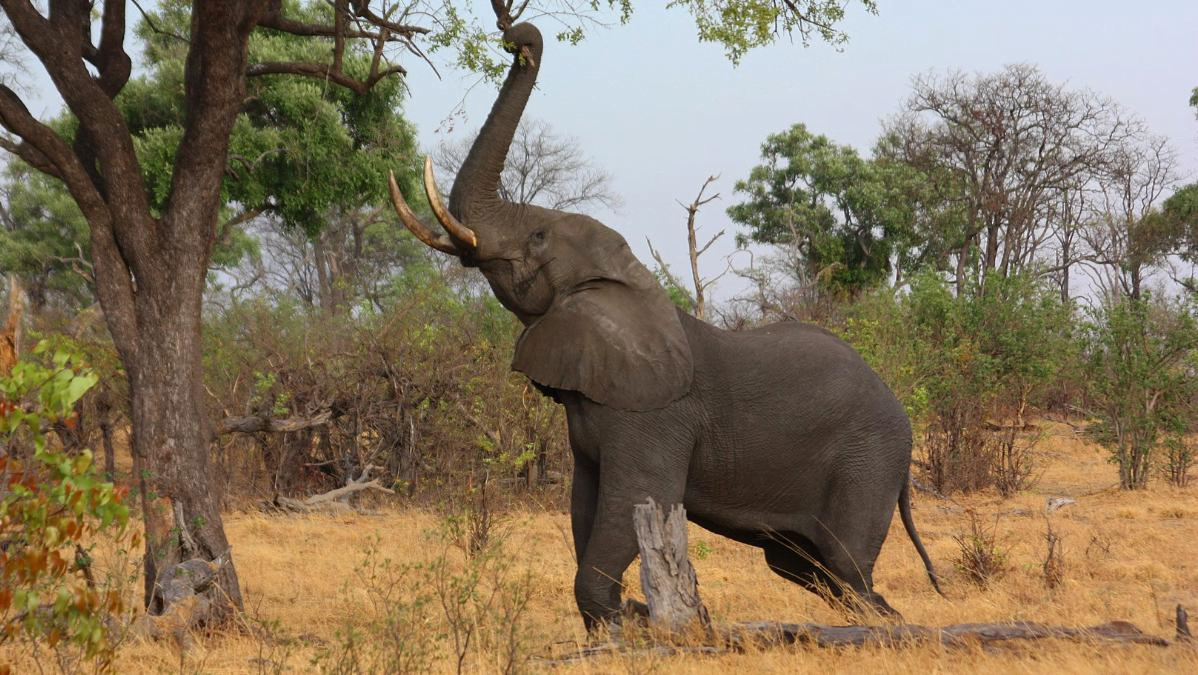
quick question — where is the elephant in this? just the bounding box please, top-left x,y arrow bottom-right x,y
388,21 -> 941,630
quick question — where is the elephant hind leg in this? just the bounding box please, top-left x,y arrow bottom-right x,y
763,535 -> 901,621
762,535 -> 839,596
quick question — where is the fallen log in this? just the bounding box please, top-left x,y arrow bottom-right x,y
726,618 -> 1170,648
263,464 -> 394,514
216,408 -> 333,437
541,617 -> 1177,665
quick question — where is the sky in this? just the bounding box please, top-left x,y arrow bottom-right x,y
401,0 -> 1198,303
6,2 -> 1198,304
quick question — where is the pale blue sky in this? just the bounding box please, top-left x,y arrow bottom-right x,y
404,1 -> 1198,302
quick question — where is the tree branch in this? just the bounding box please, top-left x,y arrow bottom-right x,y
246,61 -> 406,95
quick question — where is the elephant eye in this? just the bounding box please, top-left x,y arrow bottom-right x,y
530,230 -> 546,244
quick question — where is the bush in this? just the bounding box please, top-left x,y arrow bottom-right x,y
203,273 -> 568,507
0,342 -> 134,674
843,271 -> 1071,494
1082,295 -> 1198,490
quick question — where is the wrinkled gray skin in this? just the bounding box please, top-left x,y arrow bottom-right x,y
398,22 -> 940,630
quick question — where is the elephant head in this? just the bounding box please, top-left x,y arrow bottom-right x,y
389,22 -> 692,411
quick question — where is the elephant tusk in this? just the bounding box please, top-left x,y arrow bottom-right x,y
423,157 -> 478,249
389,170 -> 461,255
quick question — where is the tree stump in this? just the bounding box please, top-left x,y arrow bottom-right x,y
632,498 -> 711,634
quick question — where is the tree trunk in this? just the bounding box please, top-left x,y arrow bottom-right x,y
129,287 -> 242,618
98,397 -> 117,482
633,499 -> 711,634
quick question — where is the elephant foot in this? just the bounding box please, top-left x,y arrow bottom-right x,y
621,598 -> 650,620
581,598 -> 650,638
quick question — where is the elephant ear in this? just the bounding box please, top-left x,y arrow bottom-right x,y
512,278 -> 693,411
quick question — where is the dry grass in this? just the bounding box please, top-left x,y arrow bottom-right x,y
21,421 -> 1198,673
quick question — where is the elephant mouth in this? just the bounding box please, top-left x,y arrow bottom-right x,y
513,257 -> 554,299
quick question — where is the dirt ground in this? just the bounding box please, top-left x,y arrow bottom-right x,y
45,422 -> 1198,672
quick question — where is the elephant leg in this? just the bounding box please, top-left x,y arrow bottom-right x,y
762,535 -> 837,595
810,521 -> 901,619
573,459 -> 687,631
569,455 -> 598,565
765,532 -> 899,619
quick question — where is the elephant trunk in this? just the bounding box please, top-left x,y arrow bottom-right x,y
448,22 -> 543,226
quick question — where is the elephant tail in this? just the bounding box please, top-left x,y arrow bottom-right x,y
899,476 -> 944,596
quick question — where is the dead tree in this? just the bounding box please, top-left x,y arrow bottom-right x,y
647,175 -> 728,321
632,498 -> 711,634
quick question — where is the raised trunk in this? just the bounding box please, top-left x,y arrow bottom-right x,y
448,23 -> 543,223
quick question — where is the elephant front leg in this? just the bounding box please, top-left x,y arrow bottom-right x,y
570,455 -> 598,565
573,462 -> 687,631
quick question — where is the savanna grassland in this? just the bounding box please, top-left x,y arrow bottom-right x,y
93,420 -> 1197,674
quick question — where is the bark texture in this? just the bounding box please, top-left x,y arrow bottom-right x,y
632,498 -> 711,633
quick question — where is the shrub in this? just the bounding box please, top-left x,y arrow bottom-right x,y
0,342 -> 134,674
203,275 -> 568,506
1082,295 -> 1198,490
847,271 -> 1071,494
952,511 -> 1008,588
1160,433 -> 1193,487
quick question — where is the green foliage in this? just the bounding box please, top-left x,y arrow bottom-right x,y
0,343 -> 132,671
728,123 -> 922,296
653,267 -> 697,313
841,271 -> 1071,493
0,163 -> 93,311
127,0 -> 423,238
669,0 -> 878,63
1082,295 -> 1198,490
839,287 -> 924,417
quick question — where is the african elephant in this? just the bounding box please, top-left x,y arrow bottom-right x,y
389,21 -> 941,630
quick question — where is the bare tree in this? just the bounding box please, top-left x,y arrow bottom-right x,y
647,175 -> 727,321
888,64 -> 1133,294
434,118 -> 621,214
1083,134 -> 1181,300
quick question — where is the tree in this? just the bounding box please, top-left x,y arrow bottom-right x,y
1083,133 -> 1181,300
885,64 -> 1131,296
0,0 -> 875,626
728,123 -> 915,298
647,174 -> 726,321
0,163 -> 93,313
434,118 -> 620,215
0,0 -> 439,624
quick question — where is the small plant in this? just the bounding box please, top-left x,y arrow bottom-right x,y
1161,433 -> 1193,487
0,342 -> 134,674
1041,518 -> 1064,590
442,471 -> 506,559
993,425 -> 1040,497
311,537 -> 437,675
430,525 -> 536,675
312,524 -> 537,675
952,511 -> 1008,588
